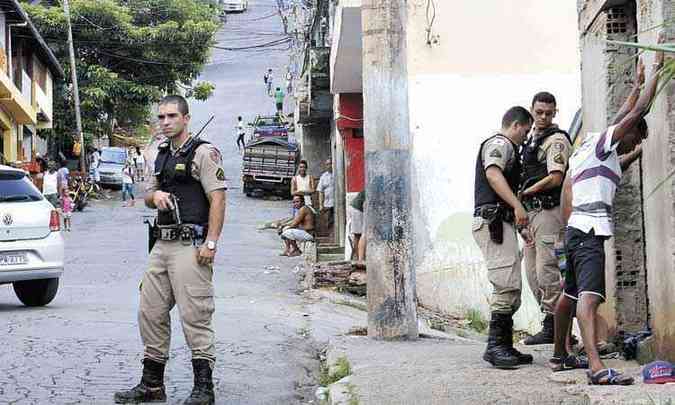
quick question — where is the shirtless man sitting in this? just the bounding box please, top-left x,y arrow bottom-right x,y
280,195 -> 315,257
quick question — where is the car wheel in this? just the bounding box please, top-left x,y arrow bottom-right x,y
13,278 -> 59,307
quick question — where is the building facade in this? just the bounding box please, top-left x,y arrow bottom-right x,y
329,0 -> 581,333
0,0 -> 63,165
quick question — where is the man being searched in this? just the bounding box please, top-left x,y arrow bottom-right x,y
472,106 -> 533,369
114,95 -> 226,405
519,92 -> 573,345
551,46 -> 663,385
279,194 -> 315,257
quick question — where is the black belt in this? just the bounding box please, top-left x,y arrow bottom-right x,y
153,224 -> 207,243
522,195 -> 559,211
474,204 -> 514,224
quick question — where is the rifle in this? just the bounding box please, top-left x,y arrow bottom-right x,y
146,116 -> 215,253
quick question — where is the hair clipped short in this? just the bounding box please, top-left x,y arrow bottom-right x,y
502,106 -> 533,129
532,91 -> 557,107
159,95 -> 189,116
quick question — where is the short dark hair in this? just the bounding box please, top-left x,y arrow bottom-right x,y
299,160 -> 308,167
238,116 -> 242,120
502,106 -> 533,128
159,95 -> 189,115
531,91 -> 557,107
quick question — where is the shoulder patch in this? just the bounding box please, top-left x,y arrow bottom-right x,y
491,137 -> 506,146
209,147 -> 222,164
216,167 -> 225,181
489,149 -> 503,159
552,142 -> 564,151
553,154 -> 565,164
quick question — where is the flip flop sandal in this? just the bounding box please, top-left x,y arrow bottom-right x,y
586,368 -> 635,385
549,354 -> 589,372
279,252 -> 289,256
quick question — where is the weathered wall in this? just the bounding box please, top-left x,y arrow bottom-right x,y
636,0 -> 675,362
298,124 -> 331,177
405,1 -> 581,332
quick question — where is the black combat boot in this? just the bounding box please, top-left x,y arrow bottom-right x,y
482,312 -> 520,369
505,315 -> 533,365
523,314 -> 554,345
183,359 -> 215,405
114,358 -> 167,403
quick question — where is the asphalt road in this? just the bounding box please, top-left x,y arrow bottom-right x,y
0,2 -> 358,403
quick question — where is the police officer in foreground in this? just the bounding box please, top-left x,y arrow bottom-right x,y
114,95 -> 226,405
472,106 -> 533,369
520,92 -> 573,345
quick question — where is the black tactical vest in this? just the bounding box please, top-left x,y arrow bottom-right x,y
520,127 -> 571,199
474,134 -> 521,209
154,138 -> 211,226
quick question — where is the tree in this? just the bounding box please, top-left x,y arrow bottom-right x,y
23,0 -> 221,149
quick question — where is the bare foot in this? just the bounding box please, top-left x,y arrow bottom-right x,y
279,251 -> 289,256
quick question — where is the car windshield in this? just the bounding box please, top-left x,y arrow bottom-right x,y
100,149 -> 127,164
257,118 -> 280,126
0,172 -> 42,202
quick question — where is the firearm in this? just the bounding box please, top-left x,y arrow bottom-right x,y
145,116 -> 213,253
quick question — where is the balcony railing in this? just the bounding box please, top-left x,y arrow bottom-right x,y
0,69 -> 36,125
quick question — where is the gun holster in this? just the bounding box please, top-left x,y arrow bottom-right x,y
144,218 -> 158,253
476,204 -> 511,245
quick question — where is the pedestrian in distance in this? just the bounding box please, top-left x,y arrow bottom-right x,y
61,188 -> 73,232
291,160 -> 315,207
135,146 -> 145,182
42,161 -> 61,209
318,158 -> 334,227
121,162 -> 135,207
264,68 -> 273,96
285,67 -> 293,94
114,95 -> 227,405
519,91 -> 573,346
274,87 -> 285,113
236,116 -> 246,151
472,106 -> 534,369
550,39 -> 665,385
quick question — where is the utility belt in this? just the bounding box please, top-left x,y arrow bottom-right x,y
473,203 -> 514,245
522,194 -> 560,212
153,223 -> 208,245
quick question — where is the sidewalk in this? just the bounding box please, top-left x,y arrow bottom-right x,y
324,329 -> 675,405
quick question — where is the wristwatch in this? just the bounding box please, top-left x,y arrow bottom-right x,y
205,240 -> 217,250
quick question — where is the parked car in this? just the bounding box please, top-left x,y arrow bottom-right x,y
222,0 -> 248,12
0,165 -> 64,306
97,147 -> 128,188
250,115 -> 289,138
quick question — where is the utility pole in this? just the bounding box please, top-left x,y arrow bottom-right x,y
361,0 -> 418,339
63,0 -> 85,174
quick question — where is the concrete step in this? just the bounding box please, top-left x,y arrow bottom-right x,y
318,245 -> 343,255
318,253 -> 345,263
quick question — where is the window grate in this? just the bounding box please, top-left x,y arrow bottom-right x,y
606,8 -> 628,34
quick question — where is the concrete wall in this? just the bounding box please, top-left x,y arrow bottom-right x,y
636,0 -> 675,362
405,1 -> 581,332
297,124 -> 331,178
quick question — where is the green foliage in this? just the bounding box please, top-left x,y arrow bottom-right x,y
24,0 -> 221,147
465,308 -> 487,334
319,356 -> 351,386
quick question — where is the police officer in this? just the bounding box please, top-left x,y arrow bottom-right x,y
114,95 -> 226,405
472,106 -> 533,369
520,92 -> 572,346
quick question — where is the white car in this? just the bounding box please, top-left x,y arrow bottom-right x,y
0,165 -> 64,306
222,0 -> 248,12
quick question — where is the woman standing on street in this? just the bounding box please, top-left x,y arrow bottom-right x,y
122,162 -> 135,207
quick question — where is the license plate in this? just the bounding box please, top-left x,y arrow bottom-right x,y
0,253 -> 27,266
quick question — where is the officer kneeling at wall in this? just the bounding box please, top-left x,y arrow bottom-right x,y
114,95 -> 226,405
472,106 -> 534,369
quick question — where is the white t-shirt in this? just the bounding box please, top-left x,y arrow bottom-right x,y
318,171 -> 334,208
43,171 -> 59,195
567,125 -> 622,236
122,167 -> 134,184
237,121 -> 245,135
294,174 -> 313,206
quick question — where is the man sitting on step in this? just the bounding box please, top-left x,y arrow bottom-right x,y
280,194 -> 315,257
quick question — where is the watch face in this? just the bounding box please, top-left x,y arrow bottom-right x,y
207,241 -> 216,249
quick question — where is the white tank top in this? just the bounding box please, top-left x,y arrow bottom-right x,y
295,175 -> 313,206
43,172 -> 58,195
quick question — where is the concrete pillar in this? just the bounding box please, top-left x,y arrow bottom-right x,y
362,0 -> 418,339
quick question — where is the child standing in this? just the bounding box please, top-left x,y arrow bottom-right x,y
122,163 -> 135,207
61,189 -> 73,232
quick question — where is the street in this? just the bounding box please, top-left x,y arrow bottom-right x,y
0,2 -> 358,403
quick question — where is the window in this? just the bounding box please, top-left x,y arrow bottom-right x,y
0,171 -> 42,202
